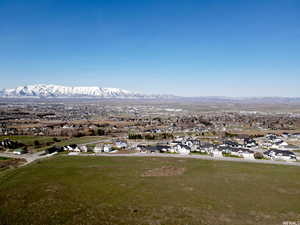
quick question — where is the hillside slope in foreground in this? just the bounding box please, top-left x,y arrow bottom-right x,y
0,156 -> 300,225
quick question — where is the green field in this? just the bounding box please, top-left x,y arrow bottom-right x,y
0,136 -> 106,152
55,136 -> 106,146
0,135 -> 63,146
0,156 -> 300,225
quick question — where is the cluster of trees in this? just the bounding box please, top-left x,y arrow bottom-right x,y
33,137 -> 61,148
0,139 -> 25,149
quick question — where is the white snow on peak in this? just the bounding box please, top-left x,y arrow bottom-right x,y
1,84 -> 144,98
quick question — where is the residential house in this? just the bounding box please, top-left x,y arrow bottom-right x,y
170,144 -> 191,155
115,141 -> 128,149
264,150 -> 297,162
241,150 -> 255,160
94,144 -> 102,153
79,145 -> 88,152
211,150 -> 223,158
103,144 -> 112,153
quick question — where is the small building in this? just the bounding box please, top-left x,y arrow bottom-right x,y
63,144 -> 78,151
136,145 -> 146,152
171,144 -> 191,155
211,150 -> 223,158
264,150 -> 297,162
115,141 -> 128,149
242,151 -> 255,160
244,138 -> 258,148
94,144 -> 102,153
103,144 -> 112,153
73,147 -> 81,152
79,145 -> 88,152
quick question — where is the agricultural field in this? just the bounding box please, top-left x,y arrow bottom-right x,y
0,156 -> 299,225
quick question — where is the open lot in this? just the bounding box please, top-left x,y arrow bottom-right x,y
0,156 -> 300,225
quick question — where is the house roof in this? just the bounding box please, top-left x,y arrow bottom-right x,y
264,149 -> 295,156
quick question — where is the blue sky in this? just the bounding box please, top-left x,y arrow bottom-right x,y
0,0 -> 299,97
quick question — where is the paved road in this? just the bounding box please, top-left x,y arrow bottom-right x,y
1,151 -> 300,167
73,152 -> 300,167
0,151 -> 55,166
0,137 -> 122,167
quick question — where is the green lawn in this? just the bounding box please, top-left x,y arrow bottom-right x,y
0,156 -> 300,225
222,153 -> 243,158
55,136 -> 106,146
0,135 -> 62,146
0,157 -> 9,161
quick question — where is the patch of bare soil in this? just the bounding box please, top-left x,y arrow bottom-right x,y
142,166 -> 185,177
0,158 -> 26,170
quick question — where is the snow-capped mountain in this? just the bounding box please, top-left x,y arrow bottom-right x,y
0,84 -> 148,98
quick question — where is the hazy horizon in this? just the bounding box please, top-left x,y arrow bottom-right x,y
0,0 -> 299,97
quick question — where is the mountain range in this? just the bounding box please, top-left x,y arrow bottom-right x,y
0,84 -> 151,98
1,84 -> 300,103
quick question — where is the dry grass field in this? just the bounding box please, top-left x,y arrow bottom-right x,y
0,156 -> 300,225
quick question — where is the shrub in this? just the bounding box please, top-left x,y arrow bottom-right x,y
34,140 -> 40,146
254,152 -> 264,159
53,137 -> 60,142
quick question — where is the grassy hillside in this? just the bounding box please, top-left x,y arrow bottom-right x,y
0,156 -> 300,225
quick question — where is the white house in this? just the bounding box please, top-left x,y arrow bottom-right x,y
94,144 -> 102,153
171,144 -> 191,155
63,145 -> 78,151
115,141 -> 128,149
79,145 -> 88,152
242,152 -> 255,160
103,144 -> 112,153
73,147 -> 81,152
264,150 -> 297,162
279,141 -> 288,147
211,150 -> 223,158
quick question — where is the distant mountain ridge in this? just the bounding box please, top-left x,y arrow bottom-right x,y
0,84 -> 150,98
1,84 -> 300,103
